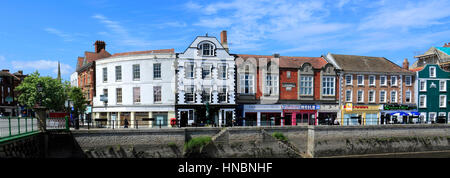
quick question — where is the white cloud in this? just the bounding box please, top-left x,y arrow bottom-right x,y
11,60 -> 73,75
194,18 -> 233,28
44,28 -> 75,42
359,0 -> 450,31
93,14 -> 151,47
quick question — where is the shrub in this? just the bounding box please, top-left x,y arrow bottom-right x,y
184,136 -> 212,153
168,142 -> 177,147
272,132 -> 288,142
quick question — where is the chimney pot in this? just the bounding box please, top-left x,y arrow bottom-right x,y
94,40 -> 106,53
220,30 -> 229,52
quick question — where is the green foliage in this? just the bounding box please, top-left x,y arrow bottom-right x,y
184,136 -> 212,153
272,132 -> 288,142
168,142 -> 177,147
15,71 -> 67,111
68,86 -> 88,119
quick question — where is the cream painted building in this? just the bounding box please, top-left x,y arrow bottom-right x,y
92,49 -> 177,128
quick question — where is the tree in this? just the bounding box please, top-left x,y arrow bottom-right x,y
15,71 -> 67,111
68,86 -> 88,120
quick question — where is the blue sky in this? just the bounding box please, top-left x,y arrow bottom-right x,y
1,0 -> 450,81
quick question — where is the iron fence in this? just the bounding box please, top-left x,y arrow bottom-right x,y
0,116 -> 39,140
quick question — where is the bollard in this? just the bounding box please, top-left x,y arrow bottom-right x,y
25,117 -> 28,132
8,117 -> 11,136
18,117 -> 20,134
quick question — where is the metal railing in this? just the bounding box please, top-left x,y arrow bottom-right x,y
46,117 -> 69,131
0,117 -> 39,140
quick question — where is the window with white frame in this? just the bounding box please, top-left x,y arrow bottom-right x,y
419,95 -> 426,108
185,62 -> 195,79
405,76 -> 412,86
322,76 -> 335,96
202,86 -> 211,103
300,76 -> 313,95
116,88 -> 122,104
369,90 -> 375,103
199,42 -> 215,56
380,76 -> 387,86
440,80 -> 446,92
115,66 -> 122,82
429,112 -> 436,123
133,87 -> 141,104
440,95 -> 447,108
287,71 -> 291,79
153,63 -> 161,79
154,86 -> 161,103
218,64 -> 227,79
439,112 -> 446,118
405,90 -> 411,103
218,86 -> 228,103
103,67 -> 107,82
132,64 -> 140,81
391,76 -> 397,86
240,73 -> 254,94
185,85 -> 195,103
390,91 -> 397,103
420,80 -> 426,91
202,64 -> 212,79
357,90 -> 364,103
345,75 -> 352,85
357,75 -> 364,86
369,75 -> 375,86
265,74 -> 279,95
380,90 -> 386,103
346,90 -> 352,102
430,66 -> 436,78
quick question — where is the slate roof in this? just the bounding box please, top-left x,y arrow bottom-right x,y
235,54 -> 327,69
329,54 -> 413,73
110,49 -> 175,57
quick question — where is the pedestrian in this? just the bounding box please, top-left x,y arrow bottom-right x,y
124,118 -> 129,128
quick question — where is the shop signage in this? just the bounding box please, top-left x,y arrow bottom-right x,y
245,105 -> 282,110
383,104 -> 416,110
282,105 -> 320,110
343,104 -> 380,111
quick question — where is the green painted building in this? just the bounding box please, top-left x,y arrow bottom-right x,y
416,64 -> 450,123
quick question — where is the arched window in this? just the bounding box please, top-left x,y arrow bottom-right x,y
198,42 -> 215,56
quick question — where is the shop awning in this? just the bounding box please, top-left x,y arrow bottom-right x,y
390,112 -> 409,116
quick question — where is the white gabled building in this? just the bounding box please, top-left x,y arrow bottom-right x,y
70,72 -> 78,87
92,49 -> 177,128
176,31 -> 236,127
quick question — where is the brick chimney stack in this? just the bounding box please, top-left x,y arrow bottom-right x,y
94,40 -> 106,53
403,58 -> 409,70
2,69 -> 9,73
220,30 -> 229,53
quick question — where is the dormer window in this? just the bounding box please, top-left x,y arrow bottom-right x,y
199,42 -> 215,56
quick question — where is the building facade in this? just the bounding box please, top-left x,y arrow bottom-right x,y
0,70 -> 26,116
416,64 -> 450,124
93,49 -> 177,128
176,31 -> 236,127
235,54 -> 339,126
325,53 -> 416,125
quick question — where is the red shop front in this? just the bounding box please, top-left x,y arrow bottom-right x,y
282,105 -> 320,126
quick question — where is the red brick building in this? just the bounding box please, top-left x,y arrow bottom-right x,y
76,41 -> 111,106
0,70 -> 26,116
235,54 -> 339,126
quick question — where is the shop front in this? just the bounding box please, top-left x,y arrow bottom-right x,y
318,104 -> 340,125
242,105 -> 282,126
341,103 -> 381,125
380,104 -> 419,124
282,105 -> 320,126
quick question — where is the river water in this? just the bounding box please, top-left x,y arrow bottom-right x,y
326,150 -> 450,158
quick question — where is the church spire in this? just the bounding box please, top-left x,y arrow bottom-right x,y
57,61 -> 61,83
